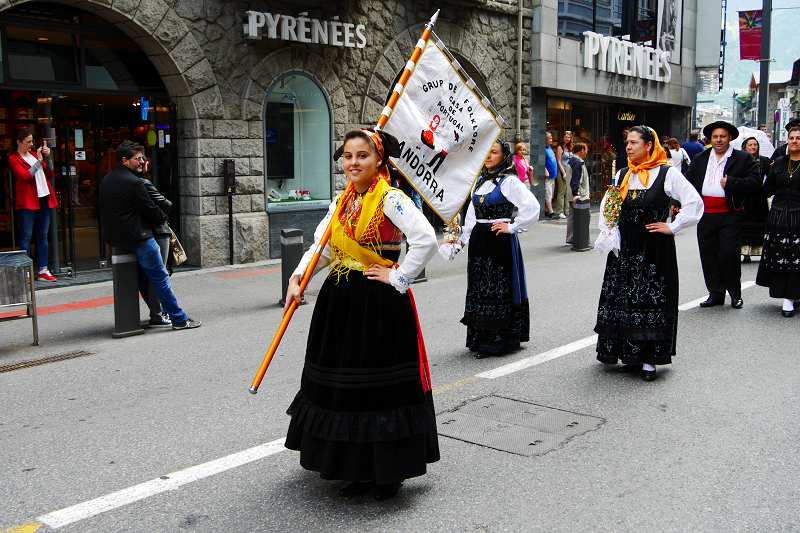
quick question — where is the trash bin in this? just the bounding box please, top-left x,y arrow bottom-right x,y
571,199 -> 593,252
111,247 -> 144,339
0,250 -> 39,345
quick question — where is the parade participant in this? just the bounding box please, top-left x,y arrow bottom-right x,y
451,140 -> 540,358
283,128 -> 439,501
594,126 -> 703,381
9,127 -> 58,281
740,136 -> 771,263
756,125 -> 800,317
769,120 -> 799,164
679,121 -> 762,309
554,131 -> 573,218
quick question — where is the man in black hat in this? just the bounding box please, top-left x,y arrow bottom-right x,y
769,120 -> 800,164
676,121 -> 761,308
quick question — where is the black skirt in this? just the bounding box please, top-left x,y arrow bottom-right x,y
741,196 -> 769,248
595,178 -> 678,366
285,269 -> 439,484
461,223 -> 530,355
756,208 -> 800,299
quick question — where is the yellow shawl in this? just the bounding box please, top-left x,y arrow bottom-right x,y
619,129 -> 668,201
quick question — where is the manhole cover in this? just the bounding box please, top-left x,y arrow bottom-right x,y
436,395 -> 605,456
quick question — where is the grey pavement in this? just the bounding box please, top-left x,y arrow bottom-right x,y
1,213 -> 798,532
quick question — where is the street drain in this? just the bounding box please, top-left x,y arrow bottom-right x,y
0,350 -> 94,374
436,395 -> 605,456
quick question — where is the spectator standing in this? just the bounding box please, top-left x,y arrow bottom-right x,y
544,132 -> 557,218
513,143 -> 534,190
554,131 -> 573,219
98,141 -> 200,330
666,138 -> 690,175
615,127 -> 629,173
9,127 -> 58,282
681,131 -> 705,161
139,165 -> 173,327
565,143 -> 590,246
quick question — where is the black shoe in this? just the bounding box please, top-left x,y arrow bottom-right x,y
476,351 -> 492,359
565,241 -> 573,246
642,369 -> 657,381
781,309 -> 795,318
339,481 -> 374,497
731,298 -> 744,309
618,364 -> 642,373
374,481 -> 402,501
699,296 -> 724,308
742,255 -> 751,263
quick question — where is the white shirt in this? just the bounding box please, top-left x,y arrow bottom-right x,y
702,145 -> 733,198
460,175 -> 541,245
22,152 -> 49,198
291,189 -> 437,293
599,166 -> 704,235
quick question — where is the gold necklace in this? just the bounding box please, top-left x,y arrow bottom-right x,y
788,158 -> 800,180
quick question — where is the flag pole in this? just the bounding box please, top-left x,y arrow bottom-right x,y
249,10 -> 441,394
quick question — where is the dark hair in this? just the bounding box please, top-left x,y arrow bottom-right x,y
788,125 -> 800,136
689,132 -> 699,141
15,127 -> 34,143
573,142 -> 587,153
628,125 -> 655,154
742,136 -> 760,152
334,128 -> 401,168
117,140 -> 144,161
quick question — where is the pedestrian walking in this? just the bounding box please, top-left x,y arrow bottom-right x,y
665,138 -> 690,175
9,127 -> 58,282
452,140 -> 540,359
756,125 -> 800,317
594,126 -> 703,381
739,136 -> 771,263
283,128 -> 439,501
98,141 -> 200,330
554,131 -> 573,218
679,121 -> 762,309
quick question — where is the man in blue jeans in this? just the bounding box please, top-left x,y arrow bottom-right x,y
98,141 -> 200,330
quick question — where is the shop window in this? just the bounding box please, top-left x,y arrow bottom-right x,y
6,27 -> 79,84
558,0 -> 624,39
264,73 -> 331,209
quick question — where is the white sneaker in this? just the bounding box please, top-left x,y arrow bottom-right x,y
558,213 -> 567,219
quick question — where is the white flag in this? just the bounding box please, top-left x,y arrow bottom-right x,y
383,39 -> 502,223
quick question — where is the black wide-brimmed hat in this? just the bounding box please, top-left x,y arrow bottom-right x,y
703,121 -> 739,140
786,120 -> 799,132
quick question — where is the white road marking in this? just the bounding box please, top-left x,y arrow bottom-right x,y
37,438 -> 286,529
478,281 -> 758,380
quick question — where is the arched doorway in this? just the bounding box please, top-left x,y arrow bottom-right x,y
0,2 -> 176,274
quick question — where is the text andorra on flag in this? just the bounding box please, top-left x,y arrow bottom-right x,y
383,40 -> 502,224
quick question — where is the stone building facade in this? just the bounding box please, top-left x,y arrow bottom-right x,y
0,0 -> 531,266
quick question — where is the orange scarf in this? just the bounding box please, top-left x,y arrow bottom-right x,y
619,130 -> 668,201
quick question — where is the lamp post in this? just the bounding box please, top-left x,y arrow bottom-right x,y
756,0 -> 772,126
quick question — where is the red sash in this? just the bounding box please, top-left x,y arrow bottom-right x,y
703,196 -> 730,213
407,289 -> 432,393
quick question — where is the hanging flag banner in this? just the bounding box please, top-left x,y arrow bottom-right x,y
382,38 -> 502,224
739,10 -> 762,61
634,18 -> 655,44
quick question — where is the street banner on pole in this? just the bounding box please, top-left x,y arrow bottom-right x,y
738,10 -> 762,61
381,36 -> 503,224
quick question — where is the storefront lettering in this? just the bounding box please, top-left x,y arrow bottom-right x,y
607,81 -> 648,98
617,109 -> 636,121
245,11 -> 366,48
583,31 -> 671,84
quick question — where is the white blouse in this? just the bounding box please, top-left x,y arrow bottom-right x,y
291,189 -> 437,293
460,175 -> 541,246
599,165 -> 704,235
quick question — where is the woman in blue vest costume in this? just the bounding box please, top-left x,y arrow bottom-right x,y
455,140 -> 540,358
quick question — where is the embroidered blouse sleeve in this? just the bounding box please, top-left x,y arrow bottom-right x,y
383,189 -> 438,293
501,175 -> 541,233
664,166 -> 703,234
290,199 -> 337,279
460,189 -> 478,246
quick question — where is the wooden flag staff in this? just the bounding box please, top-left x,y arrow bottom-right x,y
249,10 -> 441,395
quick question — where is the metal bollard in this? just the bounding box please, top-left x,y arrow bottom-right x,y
279,229 -> 304,306
111,247 -> 144,338
571,199 -> 593,252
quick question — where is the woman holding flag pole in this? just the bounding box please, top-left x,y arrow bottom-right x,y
282,128 -> 440,500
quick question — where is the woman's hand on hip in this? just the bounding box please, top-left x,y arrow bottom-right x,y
646,222 -> 673,235
283,275 -> 303,314
492,221 -> 511,235
365,263 -> 394,285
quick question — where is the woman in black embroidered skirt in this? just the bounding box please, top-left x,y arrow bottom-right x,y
455,141 -> 540,358
594,126 -> 703,381
283,129 -> 439,500
740,136 -> 771,262
756,126 -> 800,317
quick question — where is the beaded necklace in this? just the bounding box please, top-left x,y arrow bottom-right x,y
339,179 -> 377,238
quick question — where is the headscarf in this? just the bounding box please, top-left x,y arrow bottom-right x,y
332,127 -> 401,184
619,126 -> 668,201
477,140 -> 515,188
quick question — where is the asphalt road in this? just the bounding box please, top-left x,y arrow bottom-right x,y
1,215 -> 798,532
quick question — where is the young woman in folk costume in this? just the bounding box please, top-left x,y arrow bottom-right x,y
283,128 -> 439,501
448,140 -> 540,359
593,126 -> 703,381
